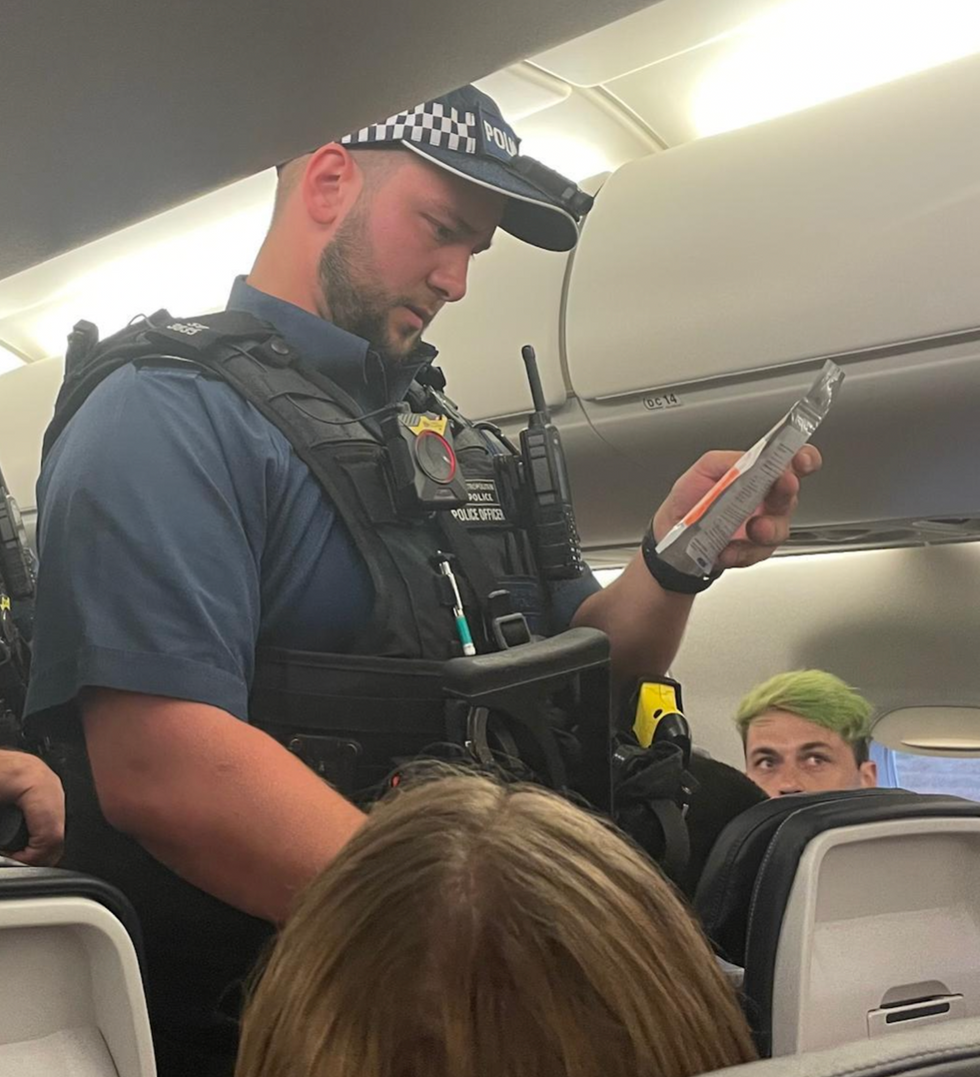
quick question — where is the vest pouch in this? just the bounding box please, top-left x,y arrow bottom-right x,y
250,627 -> 613,808
251,649 -> 451,798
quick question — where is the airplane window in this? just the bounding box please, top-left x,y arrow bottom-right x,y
871,742 -> 980,802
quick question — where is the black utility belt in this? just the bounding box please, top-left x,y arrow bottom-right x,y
250,629 -> 613,810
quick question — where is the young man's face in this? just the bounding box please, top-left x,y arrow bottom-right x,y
318,153 -> 503,362
744,709 -> 877,797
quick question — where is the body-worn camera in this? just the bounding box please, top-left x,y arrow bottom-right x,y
381,347 -> 585,586
381,404 -> 470,514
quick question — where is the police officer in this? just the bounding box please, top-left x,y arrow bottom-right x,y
24,85 -> 820,1076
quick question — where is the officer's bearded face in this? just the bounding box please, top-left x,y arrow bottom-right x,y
317,155 -> 502,363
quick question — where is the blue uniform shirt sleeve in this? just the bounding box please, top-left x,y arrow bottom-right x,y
546,566 -> 602,632
25,363 -> 283,723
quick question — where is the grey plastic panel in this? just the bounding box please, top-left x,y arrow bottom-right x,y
711,1014 -> 980,1077
0,896 -> 155,1076
771,820 -> 980,1056
560,334 -> 980,555
0,1028 -> 117,1077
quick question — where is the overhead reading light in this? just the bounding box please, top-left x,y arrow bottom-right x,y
875,706 -> 980,758
692,0 -> 980,137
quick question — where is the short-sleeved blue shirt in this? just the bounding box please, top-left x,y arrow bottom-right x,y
25,278 -> 600,724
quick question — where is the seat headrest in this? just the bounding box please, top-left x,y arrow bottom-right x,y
0,863 -> 144,968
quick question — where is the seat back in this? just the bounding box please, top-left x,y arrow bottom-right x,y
706,1014 -> 980,1077
0,860 -> 155,1076
695,789 -> 980,1057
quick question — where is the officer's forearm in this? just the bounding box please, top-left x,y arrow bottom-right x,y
82,690 -> 365,923
571,551 -> 695,688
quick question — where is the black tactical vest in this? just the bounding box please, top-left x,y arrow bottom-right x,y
45,308 -> 546,654
41,309 -> 608,799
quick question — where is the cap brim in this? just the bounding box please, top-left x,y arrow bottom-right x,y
400,141 -> 580,253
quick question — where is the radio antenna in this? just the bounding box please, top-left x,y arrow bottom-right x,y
522,344 -> 550,425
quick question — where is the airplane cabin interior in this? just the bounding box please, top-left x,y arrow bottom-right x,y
1,0 -> 979,1074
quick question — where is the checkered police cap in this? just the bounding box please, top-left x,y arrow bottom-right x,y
341,99 -> 481,156
338,85 -> 593,252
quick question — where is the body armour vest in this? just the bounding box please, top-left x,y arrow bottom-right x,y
44,308 -> 548,659
39,309 -> 605,799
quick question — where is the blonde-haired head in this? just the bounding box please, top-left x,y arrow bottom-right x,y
236,768 -> 756,1077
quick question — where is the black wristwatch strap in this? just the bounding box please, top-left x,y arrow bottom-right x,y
641,529 -> 722,595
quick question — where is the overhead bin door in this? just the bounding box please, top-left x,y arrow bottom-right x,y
562,51 -> 980,554
566,50 -> 980,400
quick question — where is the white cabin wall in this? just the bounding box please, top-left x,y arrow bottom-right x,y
670,541 -> 980,767
0,357 -> 64,516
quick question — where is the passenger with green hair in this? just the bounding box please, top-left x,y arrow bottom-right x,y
735,670 -> 877,797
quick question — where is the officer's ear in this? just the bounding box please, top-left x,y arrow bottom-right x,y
301,143 -> 361,227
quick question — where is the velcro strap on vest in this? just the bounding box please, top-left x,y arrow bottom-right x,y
142,311 -> 282,361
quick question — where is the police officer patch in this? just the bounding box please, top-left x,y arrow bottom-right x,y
452,478 -> 507,525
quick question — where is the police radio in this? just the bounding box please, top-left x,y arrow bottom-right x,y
519,346 -> 584,580
381,404 -> 469,514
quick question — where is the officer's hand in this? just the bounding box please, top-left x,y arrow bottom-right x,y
651,446 -> 822,570
0,750 -> 66,866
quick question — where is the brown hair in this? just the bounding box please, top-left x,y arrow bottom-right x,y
235,771 -> 756,1077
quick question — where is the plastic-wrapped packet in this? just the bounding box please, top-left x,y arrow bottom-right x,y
655,360 -> 844,578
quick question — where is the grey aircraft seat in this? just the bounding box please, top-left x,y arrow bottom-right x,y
705,1013 -> 980,1077
694,788 -> 980,1059
0,850 -> 156,1076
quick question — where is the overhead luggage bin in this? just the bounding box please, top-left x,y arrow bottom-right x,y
563,51 -> 980,558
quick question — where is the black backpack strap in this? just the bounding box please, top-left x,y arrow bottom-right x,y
141,317 -> 396,528
613,738 -> 698,883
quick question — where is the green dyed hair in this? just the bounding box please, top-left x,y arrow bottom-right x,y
735,670 -> 873,765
